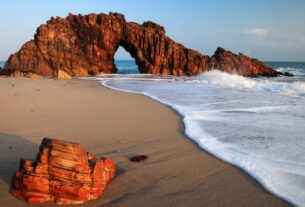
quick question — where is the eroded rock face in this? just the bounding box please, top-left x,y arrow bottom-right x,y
209,47 -> 278,77
55,69 -> 72,79
3,12 -> 278,77
11,138 -> 116,205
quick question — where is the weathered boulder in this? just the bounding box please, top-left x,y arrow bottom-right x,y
3,12 -> 279,77
284,72 -> 294,77
54,69 -> 73,79
277,71 -> 294,77
11,138 -> 116,205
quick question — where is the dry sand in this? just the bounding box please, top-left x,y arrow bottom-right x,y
0,77 -> 291,207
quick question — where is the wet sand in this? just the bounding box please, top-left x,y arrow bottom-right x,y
0,77 -> 291,207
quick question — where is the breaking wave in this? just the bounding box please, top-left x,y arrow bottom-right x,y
193,70 -> 305,97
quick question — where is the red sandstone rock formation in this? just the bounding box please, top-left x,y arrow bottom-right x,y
11,138 -> 116,205
2,12 -> 279,77
55,69 -> 73,79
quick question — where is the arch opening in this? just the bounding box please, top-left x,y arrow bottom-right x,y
114,46 -> 139,74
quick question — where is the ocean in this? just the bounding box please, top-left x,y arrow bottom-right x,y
99,60 -> 305,206
0,61 -> 4,68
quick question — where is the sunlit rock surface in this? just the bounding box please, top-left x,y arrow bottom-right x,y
11,138 -> 116,205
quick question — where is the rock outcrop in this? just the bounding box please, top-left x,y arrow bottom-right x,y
3,12 -> 278,77
0,67 -> 5,75
55,69 -> 72,79
11,138 -> 116,205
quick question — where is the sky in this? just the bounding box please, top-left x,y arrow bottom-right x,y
0,0 -> 305,61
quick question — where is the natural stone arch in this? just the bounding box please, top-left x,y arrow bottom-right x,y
114,40 -> 146,74
113,45 -> 138,74
2,12 -> 279,77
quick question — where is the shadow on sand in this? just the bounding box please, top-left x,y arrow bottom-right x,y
0,133 -> 38,186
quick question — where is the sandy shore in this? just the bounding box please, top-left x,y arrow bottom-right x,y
0,77 -> 291,207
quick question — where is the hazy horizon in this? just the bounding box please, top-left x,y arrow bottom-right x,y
1,0 -> 305,62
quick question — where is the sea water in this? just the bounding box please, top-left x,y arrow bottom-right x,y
115,60 -> 138,74
95,61 -> 305,206
0,61 -> 4,68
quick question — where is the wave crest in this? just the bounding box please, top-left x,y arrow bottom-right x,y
195,70 -> 305,97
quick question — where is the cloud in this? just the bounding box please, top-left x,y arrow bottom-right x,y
242,28 -> 268,37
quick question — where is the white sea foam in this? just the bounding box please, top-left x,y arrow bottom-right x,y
191,70 -> 305,97
276,67 -> 305,76
195,70 -> 259,89
90,67 -> 305,206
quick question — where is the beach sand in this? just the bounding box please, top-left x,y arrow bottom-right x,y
0,77 -> 291,207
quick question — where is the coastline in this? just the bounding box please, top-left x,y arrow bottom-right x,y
0,77 -> 291,207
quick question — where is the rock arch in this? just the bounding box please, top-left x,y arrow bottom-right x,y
2,12 -> 279,77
